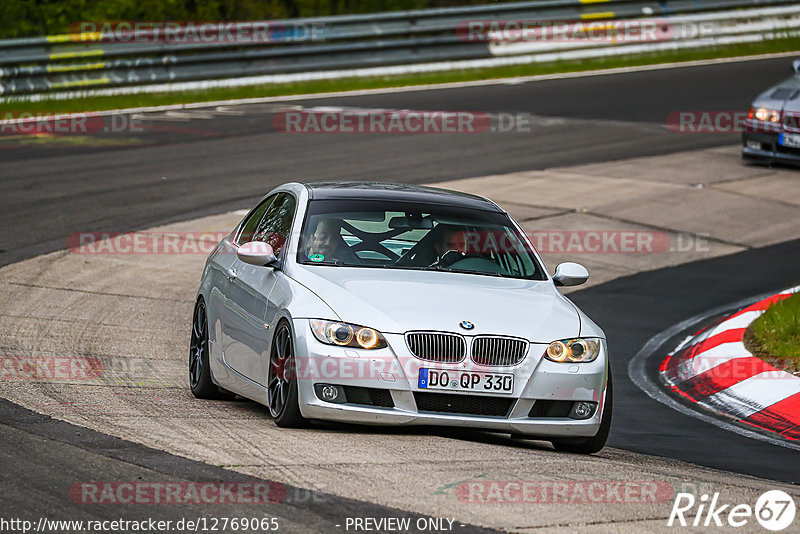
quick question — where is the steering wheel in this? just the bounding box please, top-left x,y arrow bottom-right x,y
435,250 -> 485,268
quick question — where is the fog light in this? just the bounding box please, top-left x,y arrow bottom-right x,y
572,402 -> 595,419
320,385 -> 339,401
746,140 -> 761,150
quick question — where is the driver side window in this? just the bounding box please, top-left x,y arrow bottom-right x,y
236,193 -> 296,258
236,195 -> 275,247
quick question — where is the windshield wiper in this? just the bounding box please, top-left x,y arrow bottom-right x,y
443,268 -> 507,278
385,264 -> 509,277
307,259 -> 345,266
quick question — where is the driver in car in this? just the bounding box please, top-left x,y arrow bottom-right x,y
305,218 -> 358,264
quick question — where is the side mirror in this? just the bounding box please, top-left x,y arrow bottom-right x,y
553,262 -> 589,287
793,60 -> 800,74
237,241 -> 278,267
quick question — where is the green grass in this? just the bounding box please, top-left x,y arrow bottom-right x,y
4,36 -> 800,115
747,293 -> 800,362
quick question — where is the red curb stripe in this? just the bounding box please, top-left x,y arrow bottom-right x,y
724,294 -> 791,322
780,425 -> 800,440
668,384 -> 701,404
741,392 -> 800,439
661,341 -> 703,378
660,347 -> 686,374
661,329 -> 745,383
691,328 -> 746,354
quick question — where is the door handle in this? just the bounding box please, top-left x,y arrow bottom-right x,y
226,268 -> 238,282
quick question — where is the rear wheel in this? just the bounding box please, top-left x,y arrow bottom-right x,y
551,372 -> 612,454
268,321 -> 305,427
189,298 -> 228,399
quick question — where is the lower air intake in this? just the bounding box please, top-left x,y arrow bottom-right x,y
414,392 -> 513,417
342,386 -> 394,408
528,399 -> 573,418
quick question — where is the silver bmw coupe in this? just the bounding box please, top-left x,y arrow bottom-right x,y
190,182 -> 611,453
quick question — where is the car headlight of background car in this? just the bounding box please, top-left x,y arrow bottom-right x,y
748,106 -> 781,124
310,319 -> 388,349
545,338 -> 601,363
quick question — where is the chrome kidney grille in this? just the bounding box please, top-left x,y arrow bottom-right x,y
471,336 -> 528,366
405,332 -> 528,366
405,332 -> 466,363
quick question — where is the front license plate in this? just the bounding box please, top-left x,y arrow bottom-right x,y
418,368 -> 514,395
779,133 -> 800,148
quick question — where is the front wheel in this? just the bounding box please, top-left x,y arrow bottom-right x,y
551,372 -> 612,454
267,321 -> 306,428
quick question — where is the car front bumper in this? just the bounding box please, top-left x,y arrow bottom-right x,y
292,319 -> 609,438
742,130 -> 800,165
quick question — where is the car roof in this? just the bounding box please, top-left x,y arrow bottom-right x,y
303,181 -> 502,212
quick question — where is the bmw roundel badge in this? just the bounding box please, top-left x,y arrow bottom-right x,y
459,321 -> 474,330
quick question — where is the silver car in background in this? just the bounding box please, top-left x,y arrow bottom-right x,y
742,59 -> 800,165
189,182 -> 611,454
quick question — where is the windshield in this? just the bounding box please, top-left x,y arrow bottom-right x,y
297,199 -> 546,280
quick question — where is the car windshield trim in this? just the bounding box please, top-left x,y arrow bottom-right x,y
300,261 -> 511,278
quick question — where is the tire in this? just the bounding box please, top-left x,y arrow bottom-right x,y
551,371 -> 612,454
268,321 -> 306,428
189,298 -> 232,399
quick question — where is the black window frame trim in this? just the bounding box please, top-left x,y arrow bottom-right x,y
232,190 -> 298,270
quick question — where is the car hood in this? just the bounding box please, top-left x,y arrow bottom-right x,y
289,265 -> 580,341
753,74 -> 800,112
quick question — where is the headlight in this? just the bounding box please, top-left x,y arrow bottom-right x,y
309,320 -> 387,350
749,107 -> 780,123
545,338 -> 601,363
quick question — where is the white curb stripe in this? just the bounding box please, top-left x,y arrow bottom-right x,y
676,341 -> 753,381
706,371 -> 800,418
709,310 -> 763,334
680,310 -> 764,353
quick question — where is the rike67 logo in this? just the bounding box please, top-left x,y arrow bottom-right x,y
668,490 -> 796,531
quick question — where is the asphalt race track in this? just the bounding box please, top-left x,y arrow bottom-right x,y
572,237 -> 800,483
0,400 -> 496,532
0,56 -> 792,268
2,56 -> 799,528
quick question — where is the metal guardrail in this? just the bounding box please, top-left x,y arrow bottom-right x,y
0,0 -> 797,99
